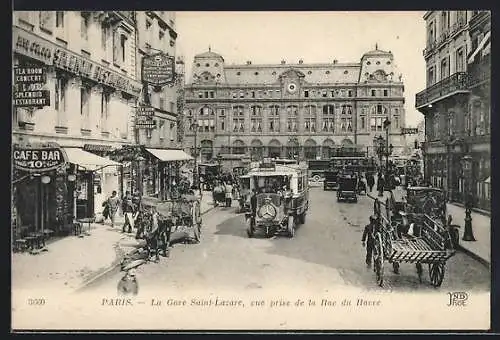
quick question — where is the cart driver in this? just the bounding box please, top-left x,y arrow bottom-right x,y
362,215 -> 378,268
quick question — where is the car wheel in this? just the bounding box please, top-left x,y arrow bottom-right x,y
313,175 -> 321,182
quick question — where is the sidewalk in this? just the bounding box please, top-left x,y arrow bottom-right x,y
446,203 -> 490,267
12,223 -> 138,294
12,193 -> 216,293
366,187 -> 490,267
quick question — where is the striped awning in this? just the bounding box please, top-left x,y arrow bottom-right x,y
468,31 -> 491,64
146,148 -> 193,162
63,147 -> 121,171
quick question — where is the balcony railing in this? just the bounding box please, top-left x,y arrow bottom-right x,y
415,72 -> 469,108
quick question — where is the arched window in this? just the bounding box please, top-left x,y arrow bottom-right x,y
232,140 -> 247,155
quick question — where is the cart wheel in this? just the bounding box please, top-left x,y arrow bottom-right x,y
247,219 -> 255,238
374,233 -> 384,287
429,262 -> 445,287
287,215 -> 295,238
298,212 -> 306,224
416,263 -> 423,283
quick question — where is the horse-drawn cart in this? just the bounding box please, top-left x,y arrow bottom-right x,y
371,194 -> 456,287
123,195 -> 202,265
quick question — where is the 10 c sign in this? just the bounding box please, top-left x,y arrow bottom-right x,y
13,146 -> 67,173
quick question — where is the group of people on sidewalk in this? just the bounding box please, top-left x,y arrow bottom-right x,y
102,190 -> 141,234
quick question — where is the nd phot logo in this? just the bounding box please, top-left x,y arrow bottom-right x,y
447,291 -> 468,307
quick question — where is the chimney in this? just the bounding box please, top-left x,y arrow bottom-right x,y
333,59 -> 338,64
299,59 -> 303,64
281,60 -> 286,64
246,61 -> 252,65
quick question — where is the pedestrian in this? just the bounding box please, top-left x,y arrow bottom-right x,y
117,269 -> 139,296
367,172 -> 375,192
106,190 -> 121,228
362,215 -> 378,267
377,174 -> 385,197
225,180 -> 233,207
122,191 -> 135,233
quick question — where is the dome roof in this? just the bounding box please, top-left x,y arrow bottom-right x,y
362,49 -> 393,58
194,50 -> 224,61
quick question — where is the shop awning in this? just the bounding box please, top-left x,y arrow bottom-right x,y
63,147 -> 121,171
146,148 -> 193,162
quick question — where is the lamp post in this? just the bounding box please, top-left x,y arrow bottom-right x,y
461,155 -> 476,241
136,155 -> 146,198
373,135 -> 385,170
191,122 -> 199,189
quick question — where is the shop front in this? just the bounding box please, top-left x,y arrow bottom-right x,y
145,148 -> 193,200
12,143 -> 70,242
62,147 -> 122,219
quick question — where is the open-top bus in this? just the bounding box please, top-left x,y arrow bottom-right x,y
245,159 -> 309,238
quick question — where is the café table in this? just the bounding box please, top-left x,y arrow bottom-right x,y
76,217 -> 95,236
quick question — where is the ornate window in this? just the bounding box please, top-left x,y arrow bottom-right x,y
304,105 -> 317,133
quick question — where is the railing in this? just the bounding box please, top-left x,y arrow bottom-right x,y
415,72 -> 469,108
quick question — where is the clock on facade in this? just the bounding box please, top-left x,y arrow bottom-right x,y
287,83 -> 297,93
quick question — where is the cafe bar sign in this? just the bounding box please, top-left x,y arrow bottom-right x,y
141,52 -> 175,86
13,143 -> 67,173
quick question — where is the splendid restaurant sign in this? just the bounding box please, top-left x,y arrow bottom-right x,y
13,67 -> 50,107
13,143 -> 67,172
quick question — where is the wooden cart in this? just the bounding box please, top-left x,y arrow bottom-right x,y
372,198 -> 455,287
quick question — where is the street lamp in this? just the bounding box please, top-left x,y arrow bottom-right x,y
373,135 -> 385,169
136,155 -> 146,197
461,155 -> 476,241
191,122 -> 199,188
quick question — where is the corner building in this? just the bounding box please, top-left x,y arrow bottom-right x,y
183,48 -> 406,162
12,11 -> 142,236
415,11 -> 490,211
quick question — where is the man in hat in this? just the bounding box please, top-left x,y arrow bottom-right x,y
117,268 -> 139,296
362,215 -> 378,267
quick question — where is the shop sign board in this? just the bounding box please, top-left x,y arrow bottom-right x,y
136,106 -> 156,128
13,143 -> 67,173
13,66 -> 50,108
141,52 -> 175,86
401,128 -> 419,135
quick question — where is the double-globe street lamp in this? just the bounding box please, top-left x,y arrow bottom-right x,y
461,154 -> 476,241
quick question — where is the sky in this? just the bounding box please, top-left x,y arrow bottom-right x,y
175,11 -> 426,127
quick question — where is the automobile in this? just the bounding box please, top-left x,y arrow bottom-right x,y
336,174 -> 358,202
245,160 -> 309,238
323,170 -> 339,191
198,163 -> 222,190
